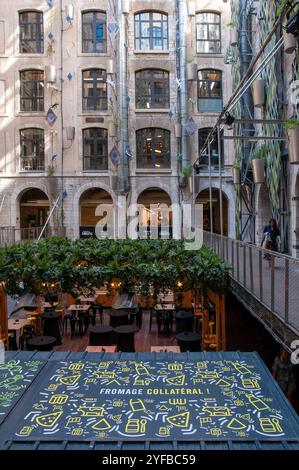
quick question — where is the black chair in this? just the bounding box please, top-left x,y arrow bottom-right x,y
92,304 -> 103,324
157,311 -> 172,335
62,311 -> 72,334
19,325 -> 35,350
149,309 -> 158,332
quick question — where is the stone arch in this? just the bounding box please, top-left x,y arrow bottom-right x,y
255,183 -> 272,245
195,181 -> 234,237
72,181 -> 116,239
11,181 -> 49,229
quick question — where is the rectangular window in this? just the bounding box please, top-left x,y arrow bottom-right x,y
196,12 -> 221,54
83,128 -> 108,171
198,70 -> 222,113
135,12 -> 168,51
82,11 -> 107,53
135,70 -> 169,109
82,69 -> 107,111
20,128 -> 45,171
19,11 -> 44,54
20,70 -> 44,112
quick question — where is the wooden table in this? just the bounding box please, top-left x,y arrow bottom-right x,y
67,304 -> 90,313
151,346 -> 180,353
8,318 -> 31,350
155,304 -> 175,311
78,296 -> 96,304
8,318 -> 30,331
85,346 -> 117,353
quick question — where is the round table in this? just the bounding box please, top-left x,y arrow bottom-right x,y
108,310 -> 129,328
89,325 -> 114,346
28,336 -> 56,351
41,311 -> 62,345
173,311 -> 194,333
176,331 -> 201,352
114,325 -> 139,352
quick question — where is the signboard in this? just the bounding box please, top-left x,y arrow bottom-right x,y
11,358 -> 298,441
0,360 -> 43,424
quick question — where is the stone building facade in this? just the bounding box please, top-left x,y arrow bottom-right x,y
0,0 -> 236,243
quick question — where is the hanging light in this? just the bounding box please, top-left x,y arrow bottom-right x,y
224,112 -> 235,127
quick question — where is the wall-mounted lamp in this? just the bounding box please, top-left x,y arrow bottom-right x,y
65,4 -> 74,23
66,126 -> 75,140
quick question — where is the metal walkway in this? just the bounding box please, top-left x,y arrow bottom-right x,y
203,231 -> 299,347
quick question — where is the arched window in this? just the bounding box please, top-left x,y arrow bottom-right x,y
198,128 -> 224,169
83,128 -> 108,171
196,12 -> 221,54
20,128 -> 45,171
136,128 -> 170,169
135,69 -> 169,109
20,70 -> 44,112
82,11 -> 107,53
19,11 -> 44,53
134,11 -> 168,50
82,69 -> 107,111
198,69 -> 222,112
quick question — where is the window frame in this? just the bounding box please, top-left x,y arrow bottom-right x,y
82,69 -> 107,112
136,128 -> 171,169
82,127 -> 108,171
19,10 -> 44,54
135,69 -> 170,109
198,127 -> 224,169
134,11 -> 168,51
196,11 -> 221,54
20,70 -> 44,112
197,69 -> 223,113
82,10 -> 107,54
19,128 -> 45,172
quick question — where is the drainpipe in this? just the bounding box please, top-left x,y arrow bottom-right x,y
239,0 -> 254,241
118,1 -> 129,195
178,0 -> 189,171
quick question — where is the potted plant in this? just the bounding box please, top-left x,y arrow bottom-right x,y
179,165 -> 193,189
285,118 -> 299,164
251,146 -> 265,184
252,79 -> 265,107
46,165 -> 59,200
186,62 -> 197,81
232,163 -> 241,184
227,21 -> 238,47
110,174 -> 120,191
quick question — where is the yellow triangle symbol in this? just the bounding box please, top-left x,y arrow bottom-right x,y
166,375 -> 185,386
241,414 -> 250,421
227,418 -> 246,430
92,418 -> 111,431
159,405 -> 168,411
216,379 -> 231,387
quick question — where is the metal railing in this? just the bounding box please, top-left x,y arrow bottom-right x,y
0,226 -> 66,247
203,230 -> 299,337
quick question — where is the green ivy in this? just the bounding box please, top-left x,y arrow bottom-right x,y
0,238 -> 230,301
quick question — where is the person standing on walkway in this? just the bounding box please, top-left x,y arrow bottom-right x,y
272,348 -> 296,405
262,218 -> 281,264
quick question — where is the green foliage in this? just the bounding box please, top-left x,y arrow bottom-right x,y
284,118 -> 299,130
182,165 -> 193,177
0,238 -> 229,300
252,143 -> 268,160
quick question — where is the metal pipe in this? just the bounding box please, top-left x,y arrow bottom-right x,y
208,140 -> 213,234
178,0 -> 189,170
118,1 -> 129,194
217,126 -> 223,237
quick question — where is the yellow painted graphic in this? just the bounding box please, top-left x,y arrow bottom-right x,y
78,406 -> 105,417
125,418 -> 147,434
166,411 -> 190,428
196,371 -> 219,379
91,418 -> 111,431
49,394 -> 68,405
202,405 -> 231,417
241,378 -> 260,389
232,363 -> 251,375
259,418 -> 283,433
166,375 -> 185,386
94,371 -> 115,379
129,399 -> 146,412
135,364 -> 150,376
168,364 -> 183,371
246,394 -> 269,411
59,375 -> 80,386
158,427 -> 170,436
227,418 -> 247,430
71,428 -> 84,435
36,411 -> 63,428
19,426 -> 34,436
69,363 -> 85,371
215,379 -> 231,387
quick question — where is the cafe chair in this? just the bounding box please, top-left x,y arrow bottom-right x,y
19,324 -> 35,350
